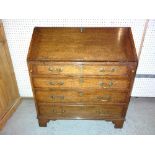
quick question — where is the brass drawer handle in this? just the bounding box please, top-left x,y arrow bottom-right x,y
99,81 -> 113,88
96,110 -> 112,115
51,109 -> 66,114
97,95 -> 111,101
48,67 -> 63,72
99,68 -> 116,73
49,81 -> 64,85
50,95 -> 64,100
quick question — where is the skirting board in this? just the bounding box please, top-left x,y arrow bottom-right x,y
0,97 -> 21,130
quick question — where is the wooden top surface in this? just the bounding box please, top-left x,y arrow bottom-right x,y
27,27 -> 137,62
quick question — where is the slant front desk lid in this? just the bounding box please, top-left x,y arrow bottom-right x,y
27,27 -> 138,62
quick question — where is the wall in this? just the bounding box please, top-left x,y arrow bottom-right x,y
2,19 -> 155,97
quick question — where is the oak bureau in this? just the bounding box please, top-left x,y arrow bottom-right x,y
27,27 -> 138,128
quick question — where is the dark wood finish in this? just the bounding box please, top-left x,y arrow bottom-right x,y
0,21 -> 21,130
27,27 -> 138,128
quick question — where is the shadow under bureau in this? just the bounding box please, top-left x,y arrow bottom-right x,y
27,27 -> 138,128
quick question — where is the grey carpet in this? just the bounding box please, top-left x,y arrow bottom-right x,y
0,97 -> 155,135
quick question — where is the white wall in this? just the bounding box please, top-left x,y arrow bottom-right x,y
2,19 -> 155,97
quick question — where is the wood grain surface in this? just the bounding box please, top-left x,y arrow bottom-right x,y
0,22 -> 20,130
27,27 -> 138,128
27,27 -> 137,62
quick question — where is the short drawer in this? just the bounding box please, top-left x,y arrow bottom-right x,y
31,64 -> 129,76
35,89 -> 128,103
32,64 -> 80,75
33,77 -> 130,90
83,65 -> 128,76
38,105 -> 124,119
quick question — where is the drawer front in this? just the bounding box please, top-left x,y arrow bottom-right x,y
33,77 -> 130,90
32,64 -> 80,75
38,105 -> 123,119
83,65 -> 128,76
32,64 -> 129,76
35,90 -> 128,103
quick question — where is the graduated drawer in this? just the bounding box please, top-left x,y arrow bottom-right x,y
33,77 -> 130,90
31,64 -> 129,76
35,89 -> 128,103
38,105 -> 124,119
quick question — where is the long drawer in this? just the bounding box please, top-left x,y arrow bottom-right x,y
38,105 -> 124,119
35,89 -> 128,103
33,77 -> 130,90
31,64 -> 129,76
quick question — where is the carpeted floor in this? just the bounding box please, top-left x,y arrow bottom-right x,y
0,97 -> 155,135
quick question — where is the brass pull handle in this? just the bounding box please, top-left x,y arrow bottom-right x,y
48,67 -> 63,72
96,110 -> 111,115
99,81 -> 113,88
51,109 -> 65,114
99,68 -> 116,73
97,95 -> 111,101
49,81 -> 64,85
50,95 -> 64,100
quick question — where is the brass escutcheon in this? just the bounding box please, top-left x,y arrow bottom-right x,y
79,91 -> 83,96
79,78 -> 84,84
